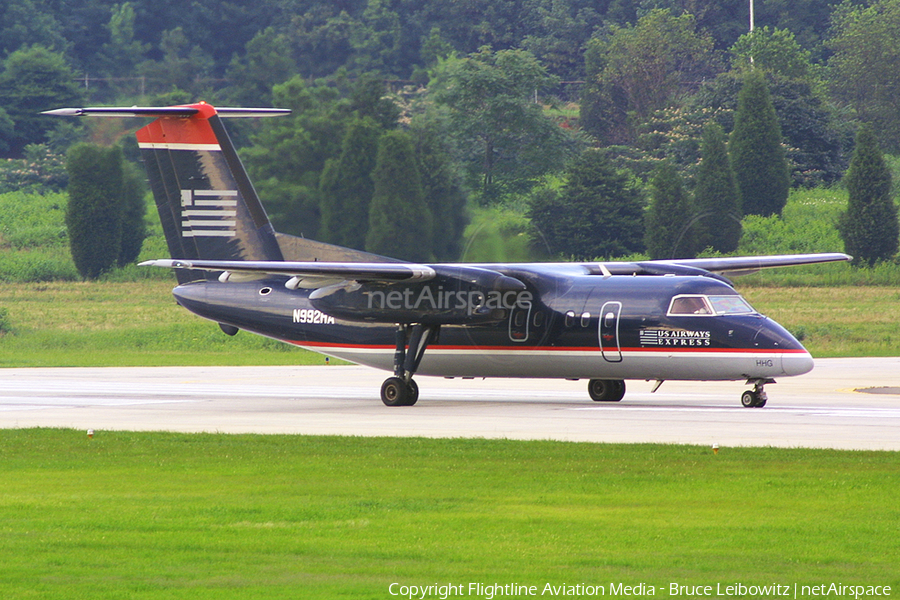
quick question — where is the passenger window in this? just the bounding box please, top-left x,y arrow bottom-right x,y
565,310 -> 576,327
604,311 -> 615,328
533,311 -> 545,328
669,295 -> 712,315
580,312 -> 591,327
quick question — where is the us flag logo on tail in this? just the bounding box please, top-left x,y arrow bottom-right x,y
180,189 -> 238,238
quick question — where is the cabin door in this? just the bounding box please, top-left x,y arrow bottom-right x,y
599,301 -> 623,362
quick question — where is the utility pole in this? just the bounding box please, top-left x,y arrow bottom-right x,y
749,0 -> 755,66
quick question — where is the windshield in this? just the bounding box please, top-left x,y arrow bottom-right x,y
708,295 -> 755,315
668,294 -> 756,316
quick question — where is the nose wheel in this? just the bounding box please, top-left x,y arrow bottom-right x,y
741,378 -> 773,408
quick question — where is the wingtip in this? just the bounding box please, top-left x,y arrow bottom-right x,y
42,108 -> 83,116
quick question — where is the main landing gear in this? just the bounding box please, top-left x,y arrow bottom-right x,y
741,378 -> 774,408
588,378 -> 626,402
381,324 -> 437,406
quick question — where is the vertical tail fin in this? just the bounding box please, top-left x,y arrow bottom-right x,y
135,103 -> 284,281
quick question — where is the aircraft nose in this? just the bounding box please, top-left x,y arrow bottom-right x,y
782,351 -> 814,376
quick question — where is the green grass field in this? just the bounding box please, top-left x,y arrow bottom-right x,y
0,430 -> 897,599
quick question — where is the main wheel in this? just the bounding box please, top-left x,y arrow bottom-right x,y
588,379 -> 626,402
741,390 -> 758,408
381,377 -> 409,407
405,379 -> 419,406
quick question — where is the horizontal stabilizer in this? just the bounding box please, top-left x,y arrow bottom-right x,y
42,106 -> 291,118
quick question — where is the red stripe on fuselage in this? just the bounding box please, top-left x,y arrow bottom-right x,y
135,103 -> 218,146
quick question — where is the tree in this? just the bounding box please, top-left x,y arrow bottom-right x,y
117,159 -> 147,267
412,120 -> 469,261
65,144 -> 124,279
366,130 -> 433,261
528,150 -> 645,259
694,121 -> 741,253
431,47 -> 577,203
581,9 -> 720,145
644,161 -> 695,259
93,2 -> 150,92
0,45 -> 83,157
839,124 -> 899,266
729,26 -> 813,79
226,26 -> 295,108
0,0 -> 67,60
827,0 -> 900,152
243,77 -> 345,238
729,70 -> 789,217
319,116 -> 381,249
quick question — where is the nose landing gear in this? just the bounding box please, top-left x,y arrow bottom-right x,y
741,378 -> 774,408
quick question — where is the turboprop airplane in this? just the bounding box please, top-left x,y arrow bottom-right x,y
46,103 -> 851,407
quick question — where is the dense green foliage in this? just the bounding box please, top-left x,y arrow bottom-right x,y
319,116 -> 381,249
2,0 -> 900,265
828,0 -> 900,153
0,430 -> 897,598
729,70 -> 790,217
65,144 -> 125,279
840,124 -> 900,266
64,144 -> 146,279
694,121 -> 741,253
528,149 -> 645,259
644,161 -> 694,259
366,130 -> 432,261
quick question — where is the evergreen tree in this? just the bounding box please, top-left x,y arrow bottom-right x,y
694,121 -> 742,253
729,70 -> 789,216
365,130 -> 433,261
839,124 -> 899,266
413,123 -> 469,261
644,161 -> 695,259
528,150 -> 645,260
117,159 -> 147,267
319,116 -> 381,249
65,144 -> 124,279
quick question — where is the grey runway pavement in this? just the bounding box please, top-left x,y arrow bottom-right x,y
1,357 -> 898,450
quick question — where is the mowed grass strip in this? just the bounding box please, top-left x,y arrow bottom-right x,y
739,286 -> 900,357
0,280 -> 335,367
0,430 -> 897,598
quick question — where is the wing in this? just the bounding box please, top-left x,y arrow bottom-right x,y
653,253 -> 852,277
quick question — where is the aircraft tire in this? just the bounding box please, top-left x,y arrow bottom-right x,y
588,379 -> 626,402
741,390 -> 759,408
406,379 -> 419,406
381,377 -> 410,407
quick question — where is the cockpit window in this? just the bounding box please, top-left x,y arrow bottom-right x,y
668,295 -> 712,315
668,294 -> 756,316
707,295 -> 755,315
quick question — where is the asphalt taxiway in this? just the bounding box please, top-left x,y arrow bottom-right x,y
1,358 -> 898,450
